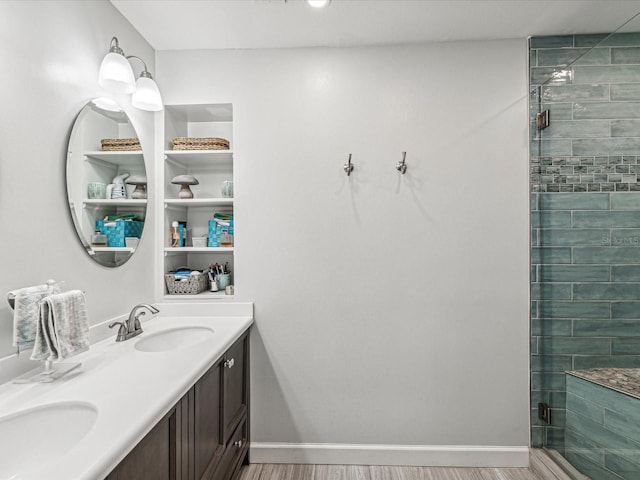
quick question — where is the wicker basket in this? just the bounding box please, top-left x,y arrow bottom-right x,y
101,138 -> 141,151
164,273 -> 208,295
172,137 -> 230,151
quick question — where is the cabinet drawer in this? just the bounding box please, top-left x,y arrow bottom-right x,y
223,334 -> 247,443
213,419 -> 247,480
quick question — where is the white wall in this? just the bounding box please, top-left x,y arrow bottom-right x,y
0,1 -> 531,460
0,1 -> 156,380
158,40 -> 531,461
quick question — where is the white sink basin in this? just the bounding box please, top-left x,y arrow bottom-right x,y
135,326 -> 214,352
0,402 -> 97,478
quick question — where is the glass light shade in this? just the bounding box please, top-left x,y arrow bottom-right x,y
132,76 -> 163,111
98,52 -> 135,93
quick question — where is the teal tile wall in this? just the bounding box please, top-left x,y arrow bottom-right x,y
531,35 -> 640,193
566,375 -> 640,479
531,191 -> 640,449
531,33 -> 640,452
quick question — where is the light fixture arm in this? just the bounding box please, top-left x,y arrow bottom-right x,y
108,37 -> 125,56
126,55 -> 153,79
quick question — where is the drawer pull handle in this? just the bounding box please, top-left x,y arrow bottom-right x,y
224,358 -> 235,369
234,440 -> 243,448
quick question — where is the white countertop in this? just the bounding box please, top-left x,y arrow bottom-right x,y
0,312 -> 253,480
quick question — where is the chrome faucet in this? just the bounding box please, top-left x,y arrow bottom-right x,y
109,303 -> 160,342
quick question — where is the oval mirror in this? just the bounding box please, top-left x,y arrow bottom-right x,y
66,98 -> 147,267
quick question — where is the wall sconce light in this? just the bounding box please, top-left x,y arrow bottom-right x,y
98,37 -> 163,112
128,56 -> 163,112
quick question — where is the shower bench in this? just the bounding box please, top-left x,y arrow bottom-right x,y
565,368 -> 640,479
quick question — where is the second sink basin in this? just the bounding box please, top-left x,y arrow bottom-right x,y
0,402 -> 97,478
135,326 -> 214,352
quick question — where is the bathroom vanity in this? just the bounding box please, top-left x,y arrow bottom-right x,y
106,330 -> 249,480
0,308 -> 252,480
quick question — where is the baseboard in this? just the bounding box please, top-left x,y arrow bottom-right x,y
249,442 -> 530,467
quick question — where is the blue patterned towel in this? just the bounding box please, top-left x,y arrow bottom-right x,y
11,284 -> 59,351
31,290 -> 90,362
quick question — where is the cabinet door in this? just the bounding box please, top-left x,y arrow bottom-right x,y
222,334 -> 248,443
194,360 -> 224,479
106,408 -> 176,480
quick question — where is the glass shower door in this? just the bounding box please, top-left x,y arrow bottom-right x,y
531,14 -> 640,478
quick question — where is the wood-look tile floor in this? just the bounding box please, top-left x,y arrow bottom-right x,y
238,464 -> 546,480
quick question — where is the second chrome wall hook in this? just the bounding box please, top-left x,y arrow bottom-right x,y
396,152 -> 407,174
344,153 -> 354,176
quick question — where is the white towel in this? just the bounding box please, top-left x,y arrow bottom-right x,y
31,290 -> 90,362
11,283 -> 60,350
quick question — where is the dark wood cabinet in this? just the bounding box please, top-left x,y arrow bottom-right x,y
105,407 -> 176,480
107,330 -> 250,480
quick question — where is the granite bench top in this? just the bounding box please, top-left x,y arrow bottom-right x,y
568,368 -> 640,400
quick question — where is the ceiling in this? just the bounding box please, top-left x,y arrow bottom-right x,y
110,0 -> 640,51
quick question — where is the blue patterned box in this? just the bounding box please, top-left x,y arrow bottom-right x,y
178,223 -> 186,247
208,220 -> 234,247
208,220 -> 220,247
103,220 -> 144,247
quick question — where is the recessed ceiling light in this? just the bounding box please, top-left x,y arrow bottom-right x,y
307,0 -> 330,8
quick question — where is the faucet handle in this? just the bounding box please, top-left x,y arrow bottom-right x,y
109,322 -> 128,341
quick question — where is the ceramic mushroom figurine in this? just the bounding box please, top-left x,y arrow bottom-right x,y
126,175 -> 147,199
171,174 -> 199,199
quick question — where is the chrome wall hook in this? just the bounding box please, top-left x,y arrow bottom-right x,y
396,151 -> 407,174
344,153 -> 354,176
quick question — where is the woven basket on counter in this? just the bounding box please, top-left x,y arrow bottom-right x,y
101,138 -> 141,151
164,273 -> 208,295
172,137 -> 230,151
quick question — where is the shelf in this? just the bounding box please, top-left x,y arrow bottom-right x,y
164,247 -> 234,254
164,198 -> 233,208
84,199 -> 147,207
91,247 -> 135,253
163,291 -> 234,300
165,150 -> 233,156
84,151 -> 144,167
